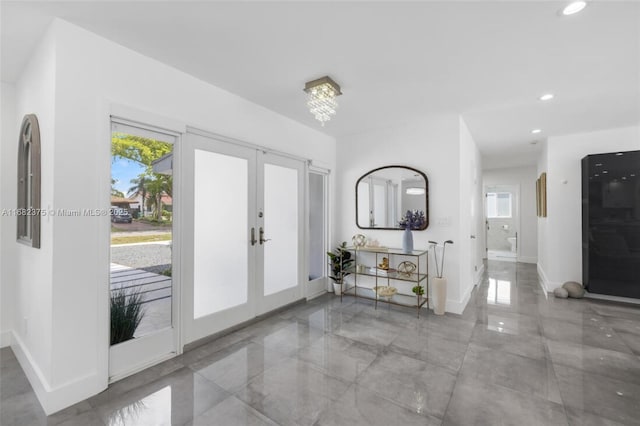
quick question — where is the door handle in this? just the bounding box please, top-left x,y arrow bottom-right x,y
470,235 -> 476,239
250,227 -> 257,246
259,227 -> 271,244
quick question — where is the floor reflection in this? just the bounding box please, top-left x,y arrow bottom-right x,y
487,278 -> 512,305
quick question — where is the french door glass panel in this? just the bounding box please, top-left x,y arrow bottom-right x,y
193,150 -> 248,318
308,173 -> 326,281
263,163 -> 299,296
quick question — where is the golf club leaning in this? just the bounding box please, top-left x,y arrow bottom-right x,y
429,240 -> 454,278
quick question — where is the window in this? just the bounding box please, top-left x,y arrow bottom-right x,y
487,192 -> 512,218
17,114 -> 41,248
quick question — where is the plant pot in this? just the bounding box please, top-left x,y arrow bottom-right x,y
333,282 -> 343,296
432,277 -> 447,315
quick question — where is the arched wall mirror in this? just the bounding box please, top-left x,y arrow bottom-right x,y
355,165 -> 429,230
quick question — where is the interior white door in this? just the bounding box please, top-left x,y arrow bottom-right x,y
256,152 -> 305,315
183,131 -> 257,343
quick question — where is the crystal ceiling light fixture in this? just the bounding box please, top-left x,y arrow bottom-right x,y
304,76 -> 342,126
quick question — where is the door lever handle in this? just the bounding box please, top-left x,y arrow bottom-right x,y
250,227 -> 257,246
259,227 -> 271,244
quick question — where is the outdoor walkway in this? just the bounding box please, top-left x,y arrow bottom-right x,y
110,263 -> 172,337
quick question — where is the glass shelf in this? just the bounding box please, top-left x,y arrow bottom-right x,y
344,266 -> 427,283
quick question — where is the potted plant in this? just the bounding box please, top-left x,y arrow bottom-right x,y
411,285 -> 425,298
327,242 -> 354,295
399,210 -> 426,253
110,286 -> 146,345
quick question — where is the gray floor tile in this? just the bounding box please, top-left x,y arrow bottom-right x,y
547,339 -> 640,385
470,322 -> 547,360
187,395 -> 278,426
459,343 -> 562,403
555,364 -> 640,425
542,317 -> 633,354
315,384 -> 442,426
358,350 -> 457,419
235,357 -> 351,426
389,327 -> 468,372
442,375 -> 568,426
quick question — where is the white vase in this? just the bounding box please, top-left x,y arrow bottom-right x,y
402,228 -> 414,253
432,277 -> 447,315
333,282 -> 342,296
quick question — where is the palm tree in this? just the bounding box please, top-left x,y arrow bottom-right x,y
128,175 -> 148,216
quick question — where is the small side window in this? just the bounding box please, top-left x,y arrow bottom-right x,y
487,192 -> 512,219
17,114 -> 41,248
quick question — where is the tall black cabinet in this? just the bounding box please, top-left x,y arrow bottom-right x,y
582,150 -> 640,299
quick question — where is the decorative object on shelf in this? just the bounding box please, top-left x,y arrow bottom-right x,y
562,281 -> 585,298
398,261 -> 417,277
378,257 -> 389,270
327,242 -> 353,295
399,210 -> 426,253
374,285 -> 397,299
304,76 -> 342,126
352,234 -> 367,248
429,239 -> 454,315
356,165 -> 429,230
412,285 -> 425,296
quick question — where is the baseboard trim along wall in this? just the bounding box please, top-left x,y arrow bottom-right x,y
518,256 -> 538,264
537,263 -> 562,293
585,292 -> 640,306
11,331 -> 106,415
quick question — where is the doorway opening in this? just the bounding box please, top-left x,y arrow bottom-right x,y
308,169 -> 329,296
485,185 -> 519,262
109,119 -> 179,380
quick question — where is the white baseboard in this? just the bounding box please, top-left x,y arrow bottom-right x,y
474,264 -> 485,286
537,263 -> 561,293
11,331 -> 107,415
0,330 -> 12,348
518,256 -> 538,264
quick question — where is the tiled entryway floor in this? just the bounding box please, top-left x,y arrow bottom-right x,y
2,261 -> 640,425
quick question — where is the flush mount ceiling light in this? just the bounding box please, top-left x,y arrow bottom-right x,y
304,76 -> 342,126
562,1 -> 587,15
531,129 -> 542,134
406,187 -> 426,195
539,93 -> 555,101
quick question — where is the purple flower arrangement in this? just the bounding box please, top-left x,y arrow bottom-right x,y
399,210 -> 426,230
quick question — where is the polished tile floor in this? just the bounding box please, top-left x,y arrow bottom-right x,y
2,261 -> 640,425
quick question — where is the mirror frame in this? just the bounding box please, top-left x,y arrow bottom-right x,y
355,165 -> 429,231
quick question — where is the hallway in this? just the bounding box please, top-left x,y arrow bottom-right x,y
2,261 -> 639,425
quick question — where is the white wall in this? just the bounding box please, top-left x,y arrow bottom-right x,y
336,114 -> 482,314
2,25 -> 57,406
483,166 -> 538,263
5,18 -> 336,414
538,125 -> 640,291
460,118 -> 485,296
1,82 -> 18,347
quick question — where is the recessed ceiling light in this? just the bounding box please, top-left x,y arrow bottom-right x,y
615,152 -> 624,156
631,174 -> 636,177
595,163 -> 603,166
603,171 -> 608,174
594,174 -> 599,177
531,129 -> 542,134
539,93 -> 554,101
622,177 -> 627,180
562,1 -> 587,16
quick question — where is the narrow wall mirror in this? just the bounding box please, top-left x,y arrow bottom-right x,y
356,165 -> 429,230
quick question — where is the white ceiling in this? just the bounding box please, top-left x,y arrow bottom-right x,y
2,1 -> 639,169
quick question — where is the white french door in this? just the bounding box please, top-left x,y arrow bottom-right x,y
183,130 -> 305,343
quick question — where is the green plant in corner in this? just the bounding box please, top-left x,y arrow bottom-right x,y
327,242 -> 354,286
110,286 -> 146,345
412,285 -> 425,296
